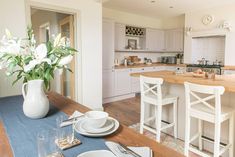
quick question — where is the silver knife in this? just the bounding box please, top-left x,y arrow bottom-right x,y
105,141 -> 141,157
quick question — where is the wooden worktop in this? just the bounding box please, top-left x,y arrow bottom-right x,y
115,63 -> 186,69
131,70 -> 235,92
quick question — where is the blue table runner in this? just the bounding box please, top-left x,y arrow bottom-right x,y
0,96 -> 108,157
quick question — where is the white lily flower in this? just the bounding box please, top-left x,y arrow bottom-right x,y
35,44 -> 47,59
53,33 -> 61,47
58,55 -> 73,66
24,60 -> 39,72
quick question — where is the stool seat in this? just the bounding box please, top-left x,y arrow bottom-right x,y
190,104 -> 235,123
143,93 -> 178,106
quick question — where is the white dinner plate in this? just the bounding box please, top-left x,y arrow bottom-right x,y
75,117 -> 119,137
77,150 -> 116,157
81,118 -> 114,134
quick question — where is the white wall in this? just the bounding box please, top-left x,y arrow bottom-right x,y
103,7 -> 162,29
162,15 -> 185,29
0,0 -> 27,97
184,5 -> 235,65
0,0 -> 103,110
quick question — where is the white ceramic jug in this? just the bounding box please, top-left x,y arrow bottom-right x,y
22,79 -> 49,119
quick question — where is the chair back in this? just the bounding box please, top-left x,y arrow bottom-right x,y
184,82 -> 225,116
140,76 -> 163,104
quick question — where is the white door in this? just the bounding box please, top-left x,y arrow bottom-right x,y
115,23 -> 126,51
103,19 -> 114,70
115,69 -> 131,96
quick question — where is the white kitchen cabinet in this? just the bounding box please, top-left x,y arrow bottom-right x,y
145,28 -> 165,51
103,70 -> 115,99
224,70 -> 235,75
102,19 -> 115,99
165,29 -> 184,52
115,23 -> 126,51
114,69 -> 131,96
103,19 -> 114,70
165,66 -> 176,71
130,68 -> 144,93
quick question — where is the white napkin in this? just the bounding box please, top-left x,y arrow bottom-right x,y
105,141 -> 152,157
60,111 -> 84,127
129,147 -> 152,157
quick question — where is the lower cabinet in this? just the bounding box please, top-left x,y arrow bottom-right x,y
114,69 -> 131,96
102,69 -> 115,99
103,66 -> 177,102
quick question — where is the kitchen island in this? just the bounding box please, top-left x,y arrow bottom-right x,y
131,70 -> 235,156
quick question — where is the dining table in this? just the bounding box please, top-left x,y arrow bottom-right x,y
0,92 -> 184,157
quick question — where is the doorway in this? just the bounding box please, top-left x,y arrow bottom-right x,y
31,8 -> 76,100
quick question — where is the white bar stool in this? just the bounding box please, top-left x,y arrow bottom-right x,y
184,82 -> 234,157
140,75 -> 178,142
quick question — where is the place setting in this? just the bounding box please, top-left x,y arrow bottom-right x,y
39,110 -> 153,157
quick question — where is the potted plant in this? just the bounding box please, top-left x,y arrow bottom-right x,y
0,28 -> 77,119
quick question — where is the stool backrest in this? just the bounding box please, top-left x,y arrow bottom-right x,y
140,76 -> 163,103
184,82 -> 225,116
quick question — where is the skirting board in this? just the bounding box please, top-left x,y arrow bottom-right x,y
103,93 -> 136,104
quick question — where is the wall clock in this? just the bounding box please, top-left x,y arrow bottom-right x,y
202,15 -> 214,25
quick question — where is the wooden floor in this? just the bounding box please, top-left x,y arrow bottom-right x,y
103,95 -> 140,126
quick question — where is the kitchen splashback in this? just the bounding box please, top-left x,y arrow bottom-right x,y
115,52 -> 177,63
191,36 -> 225,64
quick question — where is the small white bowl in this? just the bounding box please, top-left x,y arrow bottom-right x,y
77,150 -> 116,157
85,111 -> 109,128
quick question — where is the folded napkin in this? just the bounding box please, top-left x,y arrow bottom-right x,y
105,141 -> 152,157
60,111 -> 84,127
129,147 -> 152,157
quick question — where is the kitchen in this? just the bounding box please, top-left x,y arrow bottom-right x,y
102,1 -> 235,157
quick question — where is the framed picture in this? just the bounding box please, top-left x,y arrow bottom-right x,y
128,39 -> 137,49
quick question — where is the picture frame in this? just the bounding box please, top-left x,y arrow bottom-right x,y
128,39 -> 137,49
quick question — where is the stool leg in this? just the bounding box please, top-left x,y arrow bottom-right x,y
173,100 -> 177,139
214,121 -> 221,157
155,105 -> 162,142
184,113 -> 190,156
229,114 -> 234,157
140,100 -> 145,134
198,119 -> 203,151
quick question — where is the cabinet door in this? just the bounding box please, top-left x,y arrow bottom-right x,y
165,30 -> 174,51
130,68 -> 144,93
146,29 -> 165,51
103,19 -> 114,70
103,69 -> 115,98
115,69 -> 131,96
174,29 -> 184,52
115,23 -> 126,50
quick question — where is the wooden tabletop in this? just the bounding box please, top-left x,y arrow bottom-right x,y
131,70 -> 235,92
0,92 -> 184,157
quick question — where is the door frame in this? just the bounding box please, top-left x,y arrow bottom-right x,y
25,0 -> 82,103
59,15 -> 75,100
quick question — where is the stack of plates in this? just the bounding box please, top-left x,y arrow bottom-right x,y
74,117 -> 119,137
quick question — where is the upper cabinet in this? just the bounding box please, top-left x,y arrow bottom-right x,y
103,19 -> 115,70
165,29 -> 184,52
114,23 -> 184,53
115,23 -> 126,51
145,28 -> 165,52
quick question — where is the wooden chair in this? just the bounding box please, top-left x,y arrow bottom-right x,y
140,75 -> 178,142
184,82 -> 234,157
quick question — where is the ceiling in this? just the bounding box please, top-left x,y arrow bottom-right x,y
103,0 -> 235,19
